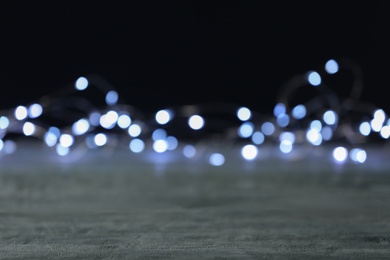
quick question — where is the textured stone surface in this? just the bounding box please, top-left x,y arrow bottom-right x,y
0,145 -> 389,259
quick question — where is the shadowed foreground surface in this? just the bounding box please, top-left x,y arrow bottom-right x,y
0,144 -> 390,259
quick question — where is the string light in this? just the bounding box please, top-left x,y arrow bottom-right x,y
0,58 -> 389,167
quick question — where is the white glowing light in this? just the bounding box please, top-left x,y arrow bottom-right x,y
307,71 -> 321,86
279,140 -> 293,153
273,103 -> 286,117
241,144 -> 258,160
208,153 -> 225,166
129,138 -> 145,153
370,118 -> 382,132
28,103 -> 43,118
15,106 -> 28,120
251,131 -> 265,145
128,124 -> 142,137
359,122 -> 371,136
188,115 -> 204,130
238,122 -> 254,138
0,139 -> 3,151
237,107 -> 252,121
292,104 -> 306,119
325,59 -> 339,74
261,122 -> 275,136
306,129 -> 322,146
72,118 -> 90,135
0,116 -> 9,129
380,125 -> 390,139
75,77 -> 88,91
100,110 -> 118,129
373,109 -> 386,124
183,145 -> 196,158
153,139 -> 168,153
59,134 -> 74,148
94,133 -> 107,146
323,110 -> 337,125
350,148 -> 367,163
23,122 -> 36,136
117,114 -> 132,128
156,109 -> 172,125
106,90 -> 118,105
333,146 -> 348,162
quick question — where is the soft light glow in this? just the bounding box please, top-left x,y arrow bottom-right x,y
380,125 -> 390,139
273,103 -> 286,117
128,124 -> 142,137
72,118 -> 90,135
292,104 -> 306,119
370,118 -> 382,132
237,107 -> 252,121
279,131 -> 295,144
152,128 -> 167,141
153,139 -> 168,153
183,145 -> 196,158
241,144 -> 258,160
276,113 -> 289,127
0,58 -> 387,167
306,129 -> 322,146
279,140 -> 293,153
22,122 -> 36,136
94,133 -> 107,146
56,144 -> 69,156
15,106 -> 28,120
333,146 -> 348,162
350,148 -> 367,163
323,110 -> 337,125
0,116 -> 9,129
209,153 -> 225,166
359,122 -> 371,136
3,140 -> 16,154
156,109 -> 172,125
75,77 -> 88,91
28,103 -> 43,118
106,90 -> 119,105
261,122 -> 275,136
100,110 -> 119,129
59,134 -> 74,148
238,122 -> 254,138
325,59 -> 339,74
117,114 -> 132,128
188,115 -> 204,130
307,71 -> 321,86
166,136 -> 178,150
251,131 -> 265,145
310,120 -> 322,132
129,138 -> 145,153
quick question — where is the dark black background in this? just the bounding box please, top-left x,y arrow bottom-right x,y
1,1 -> 389,114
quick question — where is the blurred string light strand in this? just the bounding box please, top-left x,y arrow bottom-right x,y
0,57 -> 389,166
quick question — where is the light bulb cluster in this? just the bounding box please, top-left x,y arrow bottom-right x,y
0,58 -> 389,166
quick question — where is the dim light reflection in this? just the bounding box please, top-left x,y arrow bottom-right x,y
0,58 -> 389,166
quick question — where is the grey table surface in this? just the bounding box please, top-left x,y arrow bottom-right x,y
0,143 -> 390,259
